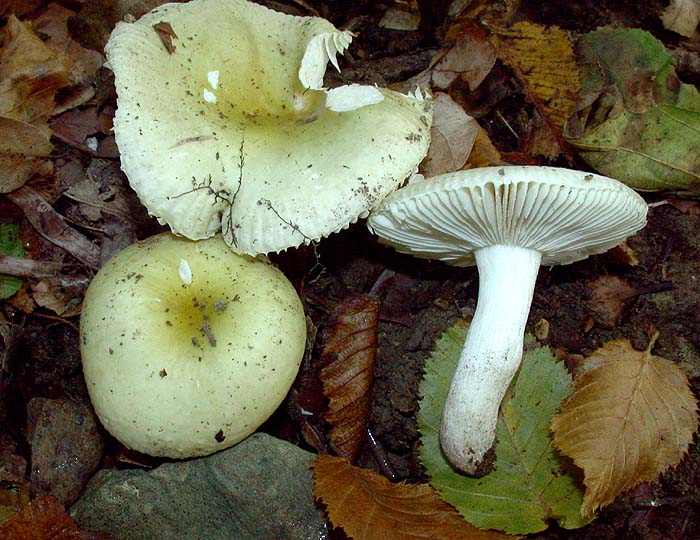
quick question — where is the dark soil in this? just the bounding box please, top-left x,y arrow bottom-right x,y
1,0 -> 699,539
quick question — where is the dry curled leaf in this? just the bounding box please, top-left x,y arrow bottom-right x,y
321,294 -> 379,462
552,335 -> 699,516
491,21 -> 580,159
0,495 -> 112,539
313,455 -> 515,540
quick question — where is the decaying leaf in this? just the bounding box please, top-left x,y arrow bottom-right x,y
585,275 -> 637,328
661,0 -> 700,37
0,15 -> 70,190
6,185 -> 101,269
419,322 -> 590,535
565,29 -> 700,194
0,495 -> 112,539
552,335 -> 699,516
378,0 -> 420,31
321,294 -> 379,462
403,22 -> 496,93
0,483 -> 30,526
153,21 -> 178,54
491,21 -> 580,159
422,93 -> 478,176
313,455 -> 514,540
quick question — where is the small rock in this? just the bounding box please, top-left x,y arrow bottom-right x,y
70,433 -> 330,540
27,398 -> 104,506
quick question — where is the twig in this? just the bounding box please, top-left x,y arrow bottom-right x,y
366,427 -> 397,481
0,256 -> 64,278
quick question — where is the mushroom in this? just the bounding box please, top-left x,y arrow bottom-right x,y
105,0 -> 432,256
367,166 -> 648,475
80,233 -> 306,458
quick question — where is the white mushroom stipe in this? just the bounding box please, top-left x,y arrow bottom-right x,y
367,166 -> 648,475
440,245 -> 541,472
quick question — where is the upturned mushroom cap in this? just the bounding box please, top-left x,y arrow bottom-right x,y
367,166 -> 648,265
368,166 -> 648,474
105,0 -> 432,255
80,233 -> 306,458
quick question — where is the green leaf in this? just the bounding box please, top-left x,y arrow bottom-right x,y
565,28 -> 700,194
0,224 -> 25,300
418,321 -> 590,535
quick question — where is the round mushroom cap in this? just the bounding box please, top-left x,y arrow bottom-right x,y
80,233 -> 306,458
367,166 -> 648,267
105,0 -> 432,255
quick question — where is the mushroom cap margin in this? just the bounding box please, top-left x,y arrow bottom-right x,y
367,166 -> 648,267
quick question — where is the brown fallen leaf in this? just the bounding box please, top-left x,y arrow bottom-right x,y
661,0 -> 700,37
551,335 -> 699,516
0,495 -> 112,540
50,107 -> 101,152
585,275 -> 637,328
422,93 -> 478,177
33,3 -> 105,88
313,455 -> 516,540
153,21 -> 179,54
7,185 -> 101,269
491,21 -> 580,159
379,0 -> 420,31
0,15 -> 70,190
0,483 -> 30,525
321,294 -> 380,462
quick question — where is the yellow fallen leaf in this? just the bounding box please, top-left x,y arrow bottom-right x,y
491,21 -> 580,159
551,334 -> 699,516
313,455 -> 516,540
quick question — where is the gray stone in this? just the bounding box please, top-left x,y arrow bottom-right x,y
27,397 -> 104,506
70,433 -> 330,540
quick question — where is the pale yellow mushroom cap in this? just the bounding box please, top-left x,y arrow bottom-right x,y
80,233 -> 306,458
105,0 -> 432,255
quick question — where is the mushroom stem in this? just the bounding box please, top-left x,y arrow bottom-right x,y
440,244 -> 542,475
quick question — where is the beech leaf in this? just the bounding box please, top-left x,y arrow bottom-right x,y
321,294 -> 380,462
551,335 -> 699,516
419,322 -> 590,535
491,21 -> 580,159
313,455 -> 515,540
